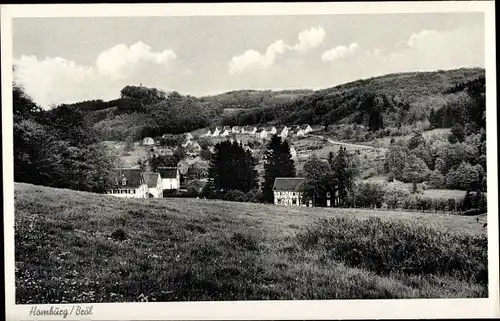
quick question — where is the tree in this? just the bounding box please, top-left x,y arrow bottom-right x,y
208,141 -> 258,195
403,154 -> 430,193
449,123 -> 465,143
262,135 -> 296,203
300,155 -> 335,207
384,144 -> 410,180
328,146 -> 356,206
445,161 -> 483,191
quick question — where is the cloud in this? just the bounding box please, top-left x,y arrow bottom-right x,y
292,26 -> 326,52
96,41 -> 177,80
228,26 -> 325,75
228,40 -> 287,75
14,41 -> 177,108
321,42 -> 360,62
377,23 -> 484,72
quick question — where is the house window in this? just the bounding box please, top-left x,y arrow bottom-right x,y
113,190 -> 118,194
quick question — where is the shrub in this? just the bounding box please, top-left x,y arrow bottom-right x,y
383,186 -> 410,209
354,182 -> 386,208
111,229 -> 127,241
223,190 -> 246,202
297,217 -> 487,285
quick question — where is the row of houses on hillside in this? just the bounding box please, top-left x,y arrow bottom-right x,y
202,124 -> 312,139
105,167 -> 181,198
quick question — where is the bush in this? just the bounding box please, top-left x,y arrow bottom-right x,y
297,217 -> 487,285
244,189 -> 263,203
111,229 -> 127,241
223,189 -> 246,202
354,182 -> 386,208
383,186 -> 410,209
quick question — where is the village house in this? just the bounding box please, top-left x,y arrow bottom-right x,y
177,159 -> 190,175
232,126 -> 242,134
300,124 -> 313,134
142,137 -> 155,146
266,126 -> 277,135
105,168 -> 148,198
220,126 -> 232,137
290,146 -> 297,159
242,125 -> 257,135
273,177 -> 309,206
256,128 -> 268,139
158,167 -> 180,191
288,126 -> 300,137
201,129 -> 212,137
185,132 -> 193,141
211,126 -> 222,137
276,125 -> 289,138
144,172 -> 162,198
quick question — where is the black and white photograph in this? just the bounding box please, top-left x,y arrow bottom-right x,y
2,2 -> 498,320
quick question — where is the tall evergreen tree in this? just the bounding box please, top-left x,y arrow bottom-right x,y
207,140 -> 258,195
262,135 -> 296,203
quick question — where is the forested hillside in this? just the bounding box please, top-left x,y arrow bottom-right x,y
222,68 -> 485,131
55,68 -> 484,142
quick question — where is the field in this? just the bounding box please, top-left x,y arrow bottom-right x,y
15,183 -> 487,303
102,141 -> 149,168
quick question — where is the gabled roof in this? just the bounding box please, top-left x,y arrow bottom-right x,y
232,126 -> 241,129
144,172 -> 161,188
299,124 -> 311,130
243,126 -> 256,131
273,177 -> 304,191
257,128 -> 267,133
276,125 -> 288,131
158,167 -> 178,179
223,126 -> 232,131
110,168 -> 144,188
265,126 -> 275,131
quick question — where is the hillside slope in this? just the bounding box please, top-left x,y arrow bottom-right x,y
14,183 -> 487,303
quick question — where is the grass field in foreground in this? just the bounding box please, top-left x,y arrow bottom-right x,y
14,183 -> 487,303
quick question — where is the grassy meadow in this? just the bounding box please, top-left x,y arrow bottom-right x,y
15,183 -> 487,304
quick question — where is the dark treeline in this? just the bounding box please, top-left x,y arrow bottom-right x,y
14,84 -> 119,192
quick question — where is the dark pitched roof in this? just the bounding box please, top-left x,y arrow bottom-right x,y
111,168 -> 144,188
299,124 -> 310,130
243,126 -> 255,131
158,167 -> 178,179
144,172 -> 161,188
273,177 -> 305,191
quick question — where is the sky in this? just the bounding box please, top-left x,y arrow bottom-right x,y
13,13 -> 484,109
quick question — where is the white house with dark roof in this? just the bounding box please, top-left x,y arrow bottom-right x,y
273,177 -> 307,206
289,146 -> 297,159
201,129 -> 212,137
158,167 -> 180,191
211,126 -> 222,137
256,128 -> 268,139
232,126 -> 242,134
266,126 -> 277,135
276,125 -> 289,138
144,172 -> 162,198
241,126 -> 257,135
105,168 -> 148,198
220,126 -> 232,137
